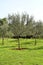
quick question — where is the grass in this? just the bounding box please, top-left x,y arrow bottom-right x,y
0,38 -> 43,65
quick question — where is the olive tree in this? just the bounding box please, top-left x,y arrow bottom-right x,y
0,18 -> 8,45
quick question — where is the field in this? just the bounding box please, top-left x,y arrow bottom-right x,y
0,38 -> 43,65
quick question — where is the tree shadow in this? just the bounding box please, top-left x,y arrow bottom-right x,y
12,46 -> 43,50
27,46 -> 43,50
32,63 -> 39,65
0,44 -> 43,50
22,42 -> 32,45
0,46 -> 15,48
33,46 -> 43,50
9,39 -> 17,42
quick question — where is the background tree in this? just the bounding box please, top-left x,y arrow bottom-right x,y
0,18 -> 8,45
26,15 -> 34,38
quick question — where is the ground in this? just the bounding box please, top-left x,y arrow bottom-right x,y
0,38 -> 43,65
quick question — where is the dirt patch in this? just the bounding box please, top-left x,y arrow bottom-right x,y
11,48 -> 28,50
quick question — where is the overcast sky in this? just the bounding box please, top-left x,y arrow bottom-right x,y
0,0 -> 43,21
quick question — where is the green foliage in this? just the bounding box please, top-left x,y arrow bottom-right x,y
8,13 -> 43,38
0,13 -> 43,46
0,18 -> 8,45
0,13 -> 43,39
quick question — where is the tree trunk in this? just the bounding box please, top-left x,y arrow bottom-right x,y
18,37 -> 20,49
35,37 -> 36,45
2,35 -> 4,45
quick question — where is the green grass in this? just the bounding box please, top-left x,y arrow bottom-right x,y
0,38 -> 43,65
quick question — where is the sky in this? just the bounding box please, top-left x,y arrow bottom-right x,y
0,0 -> 43,21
